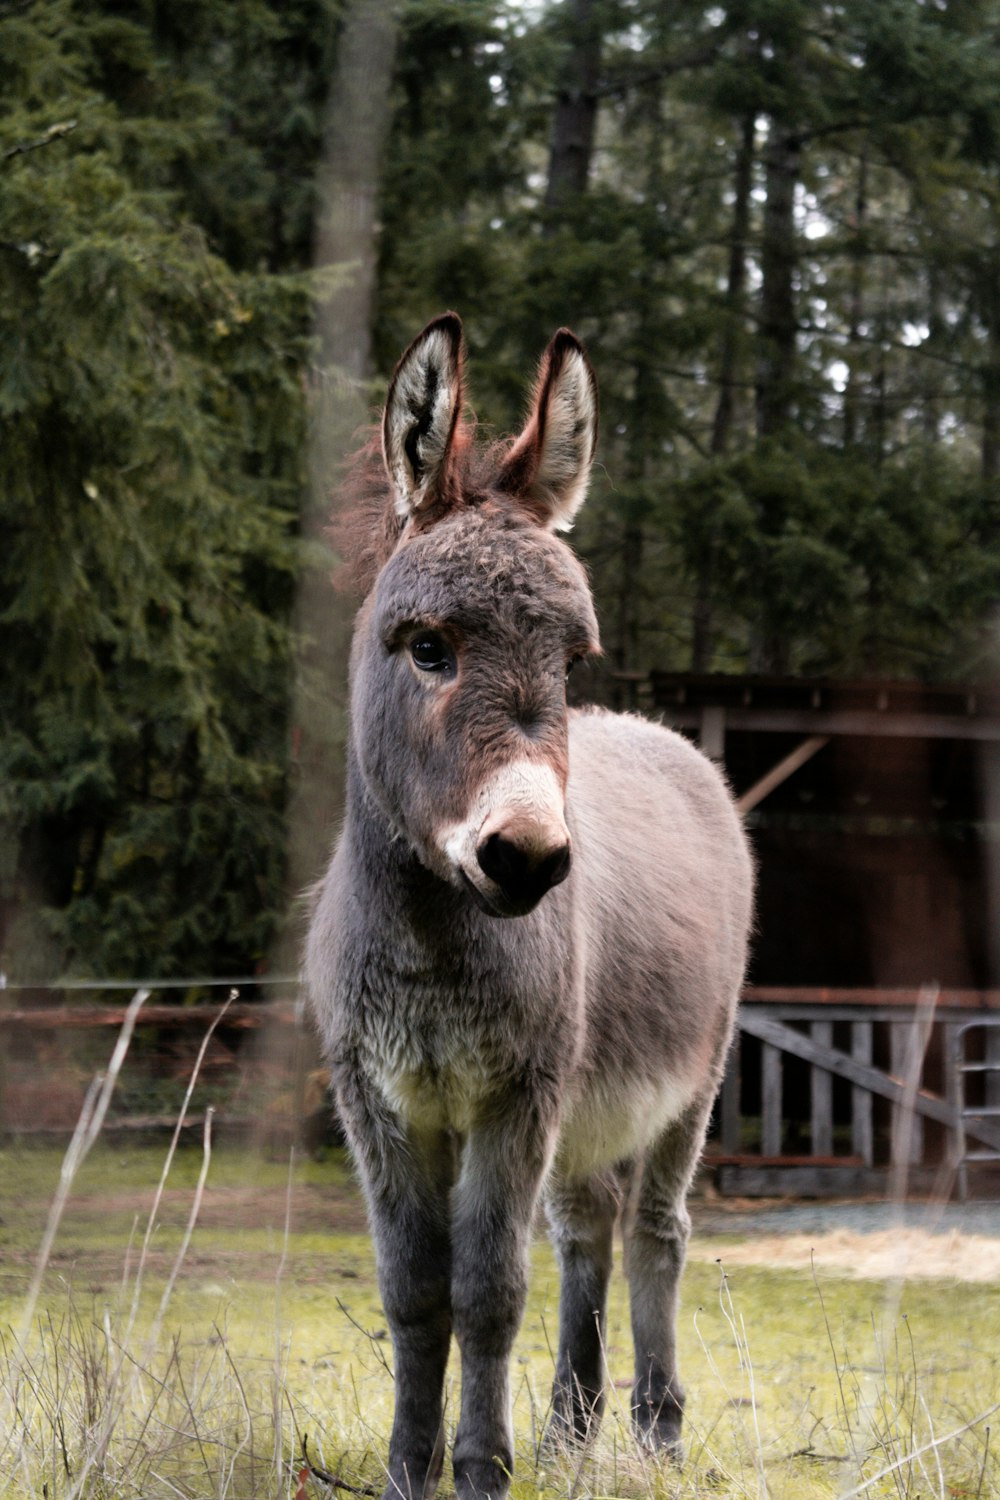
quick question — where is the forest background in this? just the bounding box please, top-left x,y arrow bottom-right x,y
4,0 -> 1000,983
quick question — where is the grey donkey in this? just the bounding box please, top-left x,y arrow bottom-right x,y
305,313 -> 754,1500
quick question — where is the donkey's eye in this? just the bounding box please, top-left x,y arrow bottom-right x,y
566,654 -> 583,682
409,632 -> 453,673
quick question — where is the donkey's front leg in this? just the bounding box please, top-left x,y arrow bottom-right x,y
339,1080 -> 454,1500
450,1099 -> 556,1500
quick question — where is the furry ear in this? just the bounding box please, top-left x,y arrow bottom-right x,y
498,328 -> 598,530
382,312 -> 464,520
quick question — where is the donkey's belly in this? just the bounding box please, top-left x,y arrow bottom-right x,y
555,1067 -> 698,1179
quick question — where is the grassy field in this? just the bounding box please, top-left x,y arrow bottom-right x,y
1,1136 -> 998,1500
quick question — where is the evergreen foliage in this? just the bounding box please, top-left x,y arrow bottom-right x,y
5,0 -> 1000,977
0,1 -> 315,977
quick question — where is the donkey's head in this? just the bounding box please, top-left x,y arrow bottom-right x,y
347,313 -> 600,918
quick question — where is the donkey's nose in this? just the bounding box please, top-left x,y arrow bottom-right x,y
476,830 -> 572,911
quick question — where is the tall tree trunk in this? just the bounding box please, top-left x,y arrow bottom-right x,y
922,260 -> 943,445
692,111 -> 755,673
872,252 -> 890,468
543,0 -> 603,223
755,123 -> 800,441
980,260 -> 1000,481
613,519 -> 644,698
750,120 -> 800,673
842,150 -> 868,451
982,360 -> 1000,481
612,85 -> 665,697
282,0 -> 400,941
710,112 -> 755,458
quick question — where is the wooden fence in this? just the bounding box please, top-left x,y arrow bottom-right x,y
717,987 -> 1000,1196
6,984 -> 1000,1197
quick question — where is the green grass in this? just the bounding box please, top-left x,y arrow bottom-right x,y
2,1139 -> 998,1499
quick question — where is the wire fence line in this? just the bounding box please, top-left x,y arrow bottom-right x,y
0,976 -> 325,1138
0,974 -> 300,992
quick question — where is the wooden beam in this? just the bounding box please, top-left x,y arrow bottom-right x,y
737,734 -> 829,813
662,705 -> 1000,741
699,705 -> 726,761
739,1010 -> 1000,1152
811,1019 -> 834,1156
0,1001 -> 298,1028
715,1163 -> 944,1198
744,985 -> 1000,1009
761,1043 -> 783,1155
851,1020 -> 874,1165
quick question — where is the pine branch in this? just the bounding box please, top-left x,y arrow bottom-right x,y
2,119 -> 77,163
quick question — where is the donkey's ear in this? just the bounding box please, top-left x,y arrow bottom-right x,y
498,329 -> 598,530
383,312 -> 464,520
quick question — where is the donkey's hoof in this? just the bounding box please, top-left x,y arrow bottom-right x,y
647,1433 -> 684,1467
453,1455 -> 511,1500
540,1399 -> 603,1457
634,1402 -> 684,1464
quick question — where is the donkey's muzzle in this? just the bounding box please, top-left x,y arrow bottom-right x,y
475,830 -> 572,915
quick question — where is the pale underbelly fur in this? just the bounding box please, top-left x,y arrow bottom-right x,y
375,1050 -> 697,1181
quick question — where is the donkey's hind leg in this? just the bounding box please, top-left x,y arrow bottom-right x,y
624,1094 -> 715,1456
542,1167 -> 627,1448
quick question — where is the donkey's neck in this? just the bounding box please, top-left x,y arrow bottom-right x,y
344,749 -> 468,935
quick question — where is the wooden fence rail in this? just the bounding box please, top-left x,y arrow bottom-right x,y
718,988 -> 1000,1196
7,986 -> 1000,1197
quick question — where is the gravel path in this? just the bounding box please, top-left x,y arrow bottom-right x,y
693,1197 -> 1000,1238
688,1196 -> 1000,1280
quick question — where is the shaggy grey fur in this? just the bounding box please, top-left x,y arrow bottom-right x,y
305,315 -> 753,1500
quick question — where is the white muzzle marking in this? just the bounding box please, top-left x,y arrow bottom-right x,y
437,759 -> 568,897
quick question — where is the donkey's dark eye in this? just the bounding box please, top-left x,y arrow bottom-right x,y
566,654 -> 583,682
410,632 -> 452,673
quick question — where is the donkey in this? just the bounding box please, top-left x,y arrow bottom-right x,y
305,313 -> 753,1500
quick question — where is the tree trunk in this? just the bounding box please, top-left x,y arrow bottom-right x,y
842,150 -> 868,451
612,84 -> 667,696
982,360 -> 1000,481
755,123 -> 800,441
543,0 -> 603,222
692,111 -> 755,673
283,0 -> 400,935
922,260 -> 943,445
980,261 -> 1000,481
710,112 -> 755,458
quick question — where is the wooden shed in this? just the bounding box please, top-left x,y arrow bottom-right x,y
650,672 -> 1000,1196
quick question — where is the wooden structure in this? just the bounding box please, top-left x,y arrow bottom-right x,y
715,986 -> 1000,1196
4,985 -> 1000,1197
652,672 -> 1000,1195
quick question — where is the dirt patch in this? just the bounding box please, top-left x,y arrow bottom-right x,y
58,1180 -> 369,1235
0,1166 -> 371,1296
691,1226 -> 1000,1281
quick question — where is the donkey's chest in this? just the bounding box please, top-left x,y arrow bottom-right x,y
376,1050 -> 493,1133
347,972 -> 519,1131
335,915 -> 570,1131
359,1010 -> 504,1130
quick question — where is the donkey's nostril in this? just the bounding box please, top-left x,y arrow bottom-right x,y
476,832 -> 572,910
476,831 -> 520,889
541,841 -> 572,889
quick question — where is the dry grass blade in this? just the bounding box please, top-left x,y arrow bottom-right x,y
7,989 -> 149,1373
835,1399 -> 1000,1500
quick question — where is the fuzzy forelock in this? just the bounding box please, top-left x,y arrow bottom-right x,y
329,424 -> 516,598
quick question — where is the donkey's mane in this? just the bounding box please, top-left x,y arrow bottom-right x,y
331,422 -> 516,597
